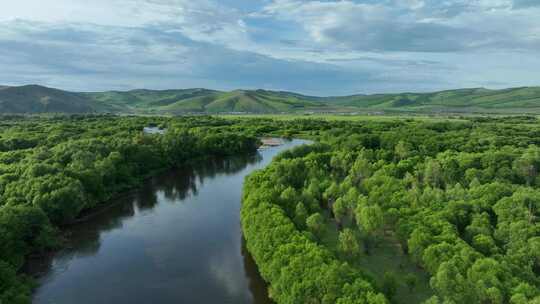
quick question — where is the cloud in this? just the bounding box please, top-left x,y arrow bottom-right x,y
0,19 -> 383,95
1,0 -> 251,46
260,0 -> 540,53
0,0 -> 539,94
1,0 -> 170,26
513,0 -> 540,9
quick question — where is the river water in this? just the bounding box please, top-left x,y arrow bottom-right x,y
29,139 -> 308,304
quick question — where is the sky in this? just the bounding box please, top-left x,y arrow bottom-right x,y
1,0 -> 540,96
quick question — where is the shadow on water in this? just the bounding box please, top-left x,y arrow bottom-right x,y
155,153 -> 262,202
25,148 -> 284,304
242,237 -> 275,304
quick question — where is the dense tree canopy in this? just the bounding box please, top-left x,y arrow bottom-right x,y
2,114 -> 540,303
241,115 -> 540,304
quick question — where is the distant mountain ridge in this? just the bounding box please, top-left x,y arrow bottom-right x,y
1,84 -> 540,114
0,85 -> 93,114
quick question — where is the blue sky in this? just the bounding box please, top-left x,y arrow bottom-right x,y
1,0 -> 540,95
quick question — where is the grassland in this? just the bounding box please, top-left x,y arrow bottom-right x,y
315,214 -> 433,304
216,113 -> 473,123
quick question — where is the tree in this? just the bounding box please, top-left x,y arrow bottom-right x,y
343,187 -> 360,207
0,260 -> 32,304
333,198 -> 347,227
306,213 -> 325,239
31,175 -> 87,224
513,188 -> 540,224
472,234 -> 498,256
330,151 -> 354,179
424,159 -> 443,188
467,258 -> 507,304
394,140 -> 413,161
408,227 -> 433,262
431,260 -> 472,303
324,182 -> 341,210
280,186 -> 299,213
355,204 -> 383,254
349,154 -> 372,185
422,242 -> 455,273
355,203 -> 382,233
294,202 -> 308,229
465,212 -> 493,242
0,205 -> 56,268
306,179 -> 323,203
339,228 -> 361,258
514,145 -> 540,185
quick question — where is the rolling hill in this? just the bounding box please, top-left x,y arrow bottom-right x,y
84,88 -> 332,114
1,84 -> 540,114
324,87 -> 540,113
0,85 -> 93,114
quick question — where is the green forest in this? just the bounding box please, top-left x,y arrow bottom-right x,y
1,114 -> 540,303
242,115 -> 540,304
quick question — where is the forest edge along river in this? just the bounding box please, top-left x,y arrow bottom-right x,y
26,138 -> 310,304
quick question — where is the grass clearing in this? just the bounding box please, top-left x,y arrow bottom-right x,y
317,215 -> 434,304
354,232 -> 434,304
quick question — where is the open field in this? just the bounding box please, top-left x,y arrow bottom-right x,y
216,113 -> 473,122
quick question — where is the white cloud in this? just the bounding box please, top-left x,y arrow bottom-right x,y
1,0 -> 250,46
260,0 -> 540,53
0,0 -> 539,94
0,0 -> 182,26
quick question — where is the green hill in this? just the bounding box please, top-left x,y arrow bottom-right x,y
1,84 -> 540,114
82,88 -> 220,113
85,88 -> 330,114
324,87 -> 540,113
164,90 -> 328,113
0,85 -> 93,114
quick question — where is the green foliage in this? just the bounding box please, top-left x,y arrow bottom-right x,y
294,202 -> 308,229
356,204 -> 384,235
240,115 -> 540,303
339,228 -> 361,258
513,145 -> 540,185
306,212 -> 325,238
0,260 -> 33,304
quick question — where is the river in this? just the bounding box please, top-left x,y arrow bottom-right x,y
28,139 -> 309,304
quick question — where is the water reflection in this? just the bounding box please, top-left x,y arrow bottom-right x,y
29,140 -> 307,304
242,237 -> 274,304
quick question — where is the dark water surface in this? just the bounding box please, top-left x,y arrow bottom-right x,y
29,139 -> 308,304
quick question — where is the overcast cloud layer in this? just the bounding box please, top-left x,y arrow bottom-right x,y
1,0 -> 539,95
